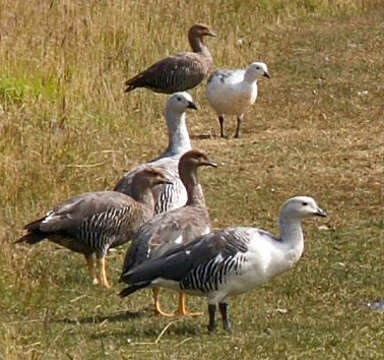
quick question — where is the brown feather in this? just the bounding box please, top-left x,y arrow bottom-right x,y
124,24 -> 215,94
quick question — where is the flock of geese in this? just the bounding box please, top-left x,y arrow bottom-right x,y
16,24 -> 327,333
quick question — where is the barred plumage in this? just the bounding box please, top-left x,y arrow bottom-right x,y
124,24 -> 215,94
120,150 -> 217,316
180,254 -> 247,293
78,207 -> 137,252
114,93 -> 197,216
119,196 -> 327,333
15,167 -> 170,288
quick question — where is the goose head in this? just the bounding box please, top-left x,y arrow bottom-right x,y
136,167 -> 173,187
244,62 -> 270,81
280,196 -> 327,220
189,24 -> 216,39
165,92 -> 198,116
179,149 -> 218,171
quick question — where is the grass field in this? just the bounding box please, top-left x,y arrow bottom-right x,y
1,0 -> 383,359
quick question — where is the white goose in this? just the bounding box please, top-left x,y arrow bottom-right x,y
119,196 -> 327,332
114,92 -> 196,214
206,62 -> 270,138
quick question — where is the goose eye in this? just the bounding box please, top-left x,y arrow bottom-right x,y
256,66 -> 260,70
302,202 -> 308,206
177,97 -> 182,101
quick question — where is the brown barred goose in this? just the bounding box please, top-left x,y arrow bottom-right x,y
15,168 -> 170,288
114,92 -> 196,215
119,150 -> 217,316
124,24 -> 216,94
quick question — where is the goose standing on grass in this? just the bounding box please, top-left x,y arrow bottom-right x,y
114,92 -> 197,215
124,24 -> 216,94
15,168 -> 171,289
206,62 -> 270,138
119,196 -> 327,332
120,150 -> 217,317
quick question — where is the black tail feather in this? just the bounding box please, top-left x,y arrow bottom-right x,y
119,282 -> 151,298
24,217 -> 46,231
14,231 -> 46,245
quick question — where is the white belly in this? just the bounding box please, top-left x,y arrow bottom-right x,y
206,82 -> 257,116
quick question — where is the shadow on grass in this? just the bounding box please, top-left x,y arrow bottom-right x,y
89,319 -> 203,339
190,134 -> 215,140
57,310 -> 146,325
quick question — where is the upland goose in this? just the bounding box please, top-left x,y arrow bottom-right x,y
15,168 -> 170,288
120,150 -> 217,316
206,62 -> 270,138
125,24 -> 216,94
119,196 -> 327,332
114,92 -> 197,215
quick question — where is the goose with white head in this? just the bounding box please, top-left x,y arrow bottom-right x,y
206,62 -> 270,138
114,92 -> 197,215
119,150 -> 217,317
119,196 -> 327,331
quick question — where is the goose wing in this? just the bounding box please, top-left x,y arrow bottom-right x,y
121,205 -> 209,273
30,191 -> 134,233
120,227 -> 249,286
125,52 -> 208,93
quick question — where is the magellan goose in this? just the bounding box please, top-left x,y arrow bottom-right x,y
206,62 -> 270,138
114,92 -> 197,215
124,24 -> 216,94
119,150 -> 217,316
119,196 -> 327,331
15,168 -> 171,288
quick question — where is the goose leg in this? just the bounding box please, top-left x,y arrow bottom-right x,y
175,292 -> 203,316
96,257 -> 111,289
218,115 -> 226,138
219,302 -> 231,332
234,114 -> 243,138
153,288 -> 174,317
85,255 -> 99,285
207,304 -> 217,333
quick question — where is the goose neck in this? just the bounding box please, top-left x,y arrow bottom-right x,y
180,165 -> 205,206
164,110 -> 191,156
243,71 -> 258,84
189,35 -> 212,60
278,216 -> 304,255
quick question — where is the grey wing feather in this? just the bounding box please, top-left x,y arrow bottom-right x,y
121,228 -> 249,285
121,206 -> 209,274
207,69 -> 245,85
121,231 -> 218,284
38,191 -> 134,232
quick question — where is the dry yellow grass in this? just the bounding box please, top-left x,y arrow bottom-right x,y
1,0 -> 384,359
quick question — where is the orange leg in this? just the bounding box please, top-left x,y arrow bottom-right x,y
96,257 -> 111,289
85,255 -> 99,285
175,292 -> 203,317
153,288 -> 174,317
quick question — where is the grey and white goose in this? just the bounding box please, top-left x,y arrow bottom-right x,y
119,149 -> 217,317
114,92 -> 197,215
124,24 -> 216,94
206,62 -> 270,138
119,196 -> 327,332
15,168 -> 170,288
